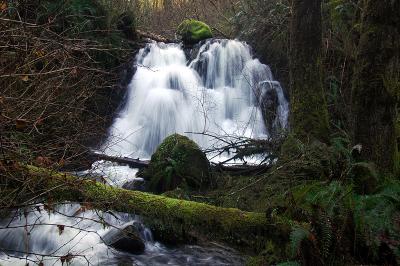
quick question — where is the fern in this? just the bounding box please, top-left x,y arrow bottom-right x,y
353,180 -> 400,258
318,210 -> 333,258
290,225 -> 311,257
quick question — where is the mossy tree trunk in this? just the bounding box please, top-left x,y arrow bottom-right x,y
351,0 -> 400,174
289,0 -> 329,142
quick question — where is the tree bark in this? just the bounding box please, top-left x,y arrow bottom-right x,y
289,0 -> 329,142
352,0 -> 400,173
26,166 -> 289,253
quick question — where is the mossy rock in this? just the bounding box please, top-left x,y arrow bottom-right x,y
176,19 -> 213,44
142,134 -> 210,194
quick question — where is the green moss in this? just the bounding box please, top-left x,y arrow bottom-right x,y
290,0 -> 330,143
176,19 -> 213,44
25,165 -> 290,253
142,134 -> 210,194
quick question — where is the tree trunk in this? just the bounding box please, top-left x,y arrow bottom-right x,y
289,0 -> 329,142
26,166 -> 289,253
352,0 -> 400,173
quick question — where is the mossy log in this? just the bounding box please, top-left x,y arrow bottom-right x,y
25,166 -> 290,253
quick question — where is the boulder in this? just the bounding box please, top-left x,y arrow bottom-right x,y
142,134 -> 210,194
176,19 -> 213,44
103,223 -> 145,254
261,88 -> 279,135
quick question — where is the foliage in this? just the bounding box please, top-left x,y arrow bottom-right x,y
177,19 -> 213,44
354,180 -> 400,262
289,225 -> 311,257
285,179 -> 400,264
36,0 -> 108,33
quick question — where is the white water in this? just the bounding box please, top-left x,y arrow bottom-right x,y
103,39 -> 288,159
0,204 -> 243,265
0,39 -> 288,265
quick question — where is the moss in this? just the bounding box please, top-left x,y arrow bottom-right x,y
142,134 -> 210,194
351,0 -> 399,173
176,19 -> 213,44
24,165 -> 290,253
289,0 -> 330,142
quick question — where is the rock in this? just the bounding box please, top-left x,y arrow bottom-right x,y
141,134 -> 210,194
176,19 -> 213,44
261,87 -> 279,135
122,178 -> 145,191
103,223 -> 145,254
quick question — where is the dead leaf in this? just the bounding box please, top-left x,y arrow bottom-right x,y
15,119 -> 28,129
35,156 -> 52,167
58,158 -> 65,167
0,1 -> 7,11
20,75 -> 29,82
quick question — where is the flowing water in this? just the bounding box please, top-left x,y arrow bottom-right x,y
0,39 -> 288,265
102,39 -> 288,159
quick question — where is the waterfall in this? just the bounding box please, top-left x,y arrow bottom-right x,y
103,39 -> 288,159
0,39 -> 288,265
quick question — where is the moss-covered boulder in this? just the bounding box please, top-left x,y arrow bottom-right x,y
176,19 -> 213,44
141,134 -> 210,194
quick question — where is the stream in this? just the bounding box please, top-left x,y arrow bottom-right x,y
0,39 -> 288,265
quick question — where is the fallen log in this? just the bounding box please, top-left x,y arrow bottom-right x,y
25,165 -> 290,253
136,29 -> 179,43
89,152 -> 271,174
212,163 -> 272,175
90,153 -> 150,169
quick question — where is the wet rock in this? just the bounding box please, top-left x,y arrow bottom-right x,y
261,87 -> 279,135
103,223 -> 145,254
122,178 -> 145,191
176,19 -> 213,44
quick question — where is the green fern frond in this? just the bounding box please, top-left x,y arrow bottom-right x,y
290,225 -> 311,257
318,210 -> 333,258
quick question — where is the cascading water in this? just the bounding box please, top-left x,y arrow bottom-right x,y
103,39 -> 288,159
0,39 -> 288,266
